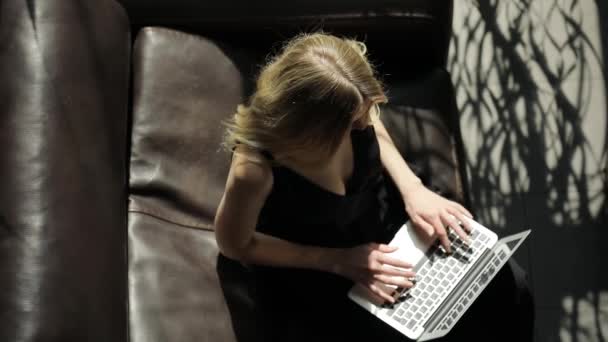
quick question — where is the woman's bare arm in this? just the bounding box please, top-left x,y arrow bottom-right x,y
371,116 -> 473,251
214,153 -> 333,271
214,150 -> 415,302
370,115 -> 423,199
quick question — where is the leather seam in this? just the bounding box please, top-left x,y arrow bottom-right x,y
137,12 -> 435,25
128,201 -> 214,232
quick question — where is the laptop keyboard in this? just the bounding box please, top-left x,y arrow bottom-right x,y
383,227 -> 491,332
435,247 -> 509,330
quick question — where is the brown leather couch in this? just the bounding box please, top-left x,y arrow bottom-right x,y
0,0 -> 477,341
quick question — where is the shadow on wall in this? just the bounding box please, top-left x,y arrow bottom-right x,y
449,0 -> 607,341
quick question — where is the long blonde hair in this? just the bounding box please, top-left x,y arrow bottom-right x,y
223,32 -> 388,162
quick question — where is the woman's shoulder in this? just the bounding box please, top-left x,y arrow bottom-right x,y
228,145 -> 274,196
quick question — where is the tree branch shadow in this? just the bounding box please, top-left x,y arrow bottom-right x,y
450,0 -> 607,340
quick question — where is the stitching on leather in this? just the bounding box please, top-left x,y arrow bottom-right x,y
139,12 -> 434,27
139,12 -> 436,41
128,199 -> 214,232
128,208 -> 214,232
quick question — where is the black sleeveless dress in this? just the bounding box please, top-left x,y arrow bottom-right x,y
217,125 -> 412,341
216,126 -> 535,342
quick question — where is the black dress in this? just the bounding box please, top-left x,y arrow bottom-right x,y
216,126 -> 534,342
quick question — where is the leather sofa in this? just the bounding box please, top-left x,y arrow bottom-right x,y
0,0 -> 478,341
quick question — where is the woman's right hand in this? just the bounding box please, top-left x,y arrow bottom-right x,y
329,243 -> 416,303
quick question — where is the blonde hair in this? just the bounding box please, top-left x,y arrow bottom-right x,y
223,32 -> 388,162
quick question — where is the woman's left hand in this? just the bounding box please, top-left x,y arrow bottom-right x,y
402,182 -> 474,254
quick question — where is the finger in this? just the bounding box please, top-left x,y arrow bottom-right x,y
442,211 -> 470,244
447,208 -> 474,237
449,206 -> 474,233
377,264 -> 416,278
412,215 -> 434,237
453,202 -> 473,219
377,254 -> 413,269
375,244 -> 398,253
369,282 -> 396,303
374,274 -> 415,288
430,216 -> 451,254
360,286 -> 386,306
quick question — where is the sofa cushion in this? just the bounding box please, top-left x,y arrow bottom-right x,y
128,27 -> 251,342
128,213 -> 235,342
129,27 -> 245,230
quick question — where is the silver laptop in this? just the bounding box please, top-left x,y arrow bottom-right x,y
348,217 -> 531,341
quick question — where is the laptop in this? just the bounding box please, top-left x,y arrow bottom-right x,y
348,217 -> 531,341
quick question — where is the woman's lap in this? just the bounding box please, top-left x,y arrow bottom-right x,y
218,252 -> 534,342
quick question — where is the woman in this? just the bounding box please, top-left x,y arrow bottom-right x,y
214,32 -> 533,341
